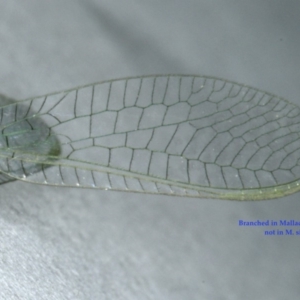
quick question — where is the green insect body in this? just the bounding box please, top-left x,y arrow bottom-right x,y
1,75 -> 300,201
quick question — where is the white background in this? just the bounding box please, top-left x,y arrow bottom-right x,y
0,1 -> 300,299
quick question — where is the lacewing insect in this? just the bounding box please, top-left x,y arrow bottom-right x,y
1,74 -> 299,200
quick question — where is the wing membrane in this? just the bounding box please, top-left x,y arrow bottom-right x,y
1,75 -> 300,200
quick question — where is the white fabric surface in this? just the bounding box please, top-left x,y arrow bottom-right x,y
0,1 -> 300,299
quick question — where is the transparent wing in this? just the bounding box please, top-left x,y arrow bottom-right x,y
1,75 -> 300,200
